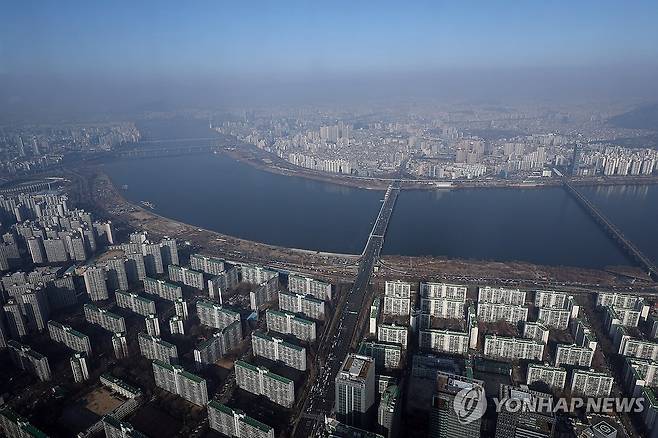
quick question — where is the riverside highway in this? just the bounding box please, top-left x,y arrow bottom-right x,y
293,181 -> 400,438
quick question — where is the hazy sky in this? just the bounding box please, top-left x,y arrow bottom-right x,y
2,1 -> 658,119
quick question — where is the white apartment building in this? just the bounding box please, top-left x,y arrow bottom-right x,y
420,282 -> 467,301
208,267 -> 240,303
168,265 -> 205,290
48,320 -> 92,356
138,332 -> 178,364
477,302 -> 529,324
420,297 -> 464,319
190,254 -> 225,276
523,322 -> 550,344
84,303 -> 126,333
252,331 -> 307,371
288,274 -> 332,301
358,341 -> 402,369
534,290 -> 568,308
197,299 -> 242,330
484,335 -> 544,361
418,329 -> 469,355
152,360 -> 208,406
193,320 -> 243,369
265,309 -> 316,342
115,290 -> 156,317
478,286 -> 526,305
278,291 -> 325,320
207,401 -> 275,438
526,364 -> 567,390
554,344 -> 594,367
571,370 -> 614,397
143,277 -> 182,301
537,307 -> 572,330
234,360 -> 295,408
378,324 -> 409,349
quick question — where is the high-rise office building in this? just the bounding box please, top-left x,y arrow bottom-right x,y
429,371 -> 484,438
335,354 -> 376,428
494,385 -> 555,438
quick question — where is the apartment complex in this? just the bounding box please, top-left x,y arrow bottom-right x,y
152,360 -> 208,406
234,360 -> 295,408
252,331 -> 307,371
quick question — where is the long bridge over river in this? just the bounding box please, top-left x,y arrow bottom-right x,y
557,171 -> 657,280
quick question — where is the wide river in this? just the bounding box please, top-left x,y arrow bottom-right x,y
103,119 -> 658,269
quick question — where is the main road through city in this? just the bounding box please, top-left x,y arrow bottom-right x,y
293,181 -> 400,437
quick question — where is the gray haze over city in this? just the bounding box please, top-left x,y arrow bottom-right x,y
2,2 -> 658,438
